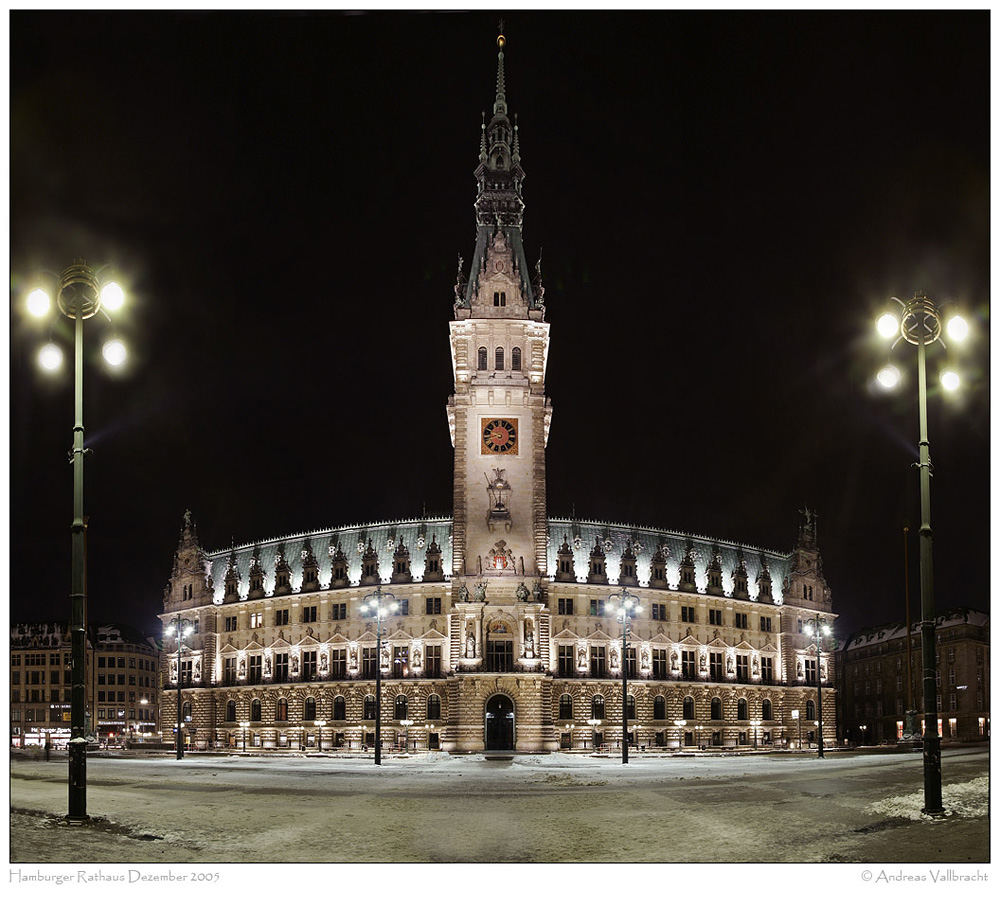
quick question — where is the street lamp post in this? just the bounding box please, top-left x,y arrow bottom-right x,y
586,718 -> 602,751
791,708 -> 801,750
164,618 -> 194,760
24,263 -> 128,822
750,719 -> 761,749
804,621 -> 831,757
674,719 -> 687,751
695,724 -> 703,750
315,719 -> 327,752
399,719 -> 413,752
605,592 -> 641,764
874,296 -> 968,815
362,583 -> 398,765
239,721 -> 249,752
859,724 -> 867,746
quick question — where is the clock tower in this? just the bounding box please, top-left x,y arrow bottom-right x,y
447,32 -> 551,589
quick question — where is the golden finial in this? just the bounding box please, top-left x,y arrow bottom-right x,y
498,18 -> 505,48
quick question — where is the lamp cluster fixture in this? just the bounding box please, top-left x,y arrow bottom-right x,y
875,295 -> 969,392
26,262 -> 128,372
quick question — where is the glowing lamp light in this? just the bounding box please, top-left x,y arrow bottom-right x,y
876,312 -> 899,339
38,343 -> 63,372
100,281 -> 125,311
27,288 -> 51,318
102,338 -> 127,367
945,315 -> 969,343
940,370 -> 960,392
876,364 -> 900,389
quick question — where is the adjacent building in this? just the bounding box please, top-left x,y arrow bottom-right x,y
10,622 -> 161,747
837,610 -> 989,744
159,32 -> 837,755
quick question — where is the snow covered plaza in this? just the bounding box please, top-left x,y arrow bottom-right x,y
9,746 -> 988,864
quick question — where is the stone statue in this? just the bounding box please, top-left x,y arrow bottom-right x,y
577,646 -> 587,669
349,649 -> 358,671
465,627 -> 476,659
457,583 -> 470,602
641,649 -> 650,671
610,648 -> 620,670
193,658 -> 202,682
532,579 -> 543,600
265,656 -> 272,675
473,581 -> 488,602
524,619 -> 535,658
292,655 -> 299,674
412,648 -> 422,669
515,582 -> 530,602
170,661 -> 178,682
320,652 -> 328,672
238,658 -> 246,676
726,656 -> 733,674
699,653 -> 707,671
380,645 -> 390,668
670,651 -> 678,669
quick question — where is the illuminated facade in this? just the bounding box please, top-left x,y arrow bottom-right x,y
10,622 -> 160,748
159,34 -> 836,754
837,610 -> 989,744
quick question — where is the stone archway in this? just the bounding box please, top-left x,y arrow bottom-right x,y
484,694 -> 515,750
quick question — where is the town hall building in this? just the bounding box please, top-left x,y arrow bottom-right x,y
159,32 -> 837,755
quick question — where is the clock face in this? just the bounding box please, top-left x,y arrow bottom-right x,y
481,417 -> 519,454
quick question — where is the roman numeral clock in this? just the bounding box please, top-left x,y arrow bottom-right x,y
481,417 -> 518,455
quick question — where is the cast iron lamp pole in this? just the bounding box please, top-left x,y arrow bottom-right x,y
239,720 -> 249,752
605,592 -> 640,764
875,294 -> 969,815
804,621 -> 830,757
25,262 -> 127,822
164,618 -> 194,760
362,583 -> 398,765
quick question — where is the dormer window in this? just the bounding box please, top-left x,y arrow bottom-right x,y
511,347 -> 521,371
478,347 -> 488,370
493,292 -> 506,307
495,347 -> 504,370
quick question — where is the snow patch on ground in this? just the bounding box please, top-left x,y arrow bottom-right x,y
866,773 -> 988,821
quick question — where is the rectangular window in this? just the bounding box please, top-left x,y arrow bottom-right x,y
117,674 -> 125,686
734,613 -> 748,629
736,654 -> 749,681
681,606 -> 695,623
651,603 -> 667,621
626,647 -> 637,679
391,646 -> 408,679
425,598 -> 442,615
485,640 -> 513,672
709,651 -> 723,681
118,657 -> 126,668
98,657 -> 106,668
225,615 -> 238,632
330,649 -> 346,679
681,650 -> 696,680
98,674 -> 105,686
425,645 -> 442,678
652,649 -> 668,679
331,603 -> 347,621
557,598 -> 574,615
250,612 -> 264,629
805,659 -> 817,685
589,599 -> 604,616
362,647 -> 378,680
302,605 -> 317,624
274,609 -> 289,626
223,657 -> 237,685
398,599 -> 409,616
179,662 -> 192,686
760,657 -> 773,683
590,647 -> 607,678
274,652 -> 289,682
558,645 -> 574,677
248,654 -> 262,684
759,616 -> 772,632
302,650 -> 317,680
709,609 -> 722,626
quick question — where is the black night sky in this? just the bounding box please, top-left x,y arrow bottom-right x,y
9,11 -> 989,641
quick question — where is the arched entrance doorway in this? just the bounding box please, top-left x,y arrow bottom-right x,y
485,694 -> 515,750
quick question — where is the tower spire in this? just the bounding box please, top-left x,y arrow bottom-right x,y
495,29 -> 507,116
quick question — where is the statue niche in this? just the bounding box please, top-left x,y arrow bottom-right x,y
485,468 -> 512,532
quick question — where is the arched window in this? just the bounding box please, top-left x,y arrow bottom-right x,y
511,347 -> 522,371
333,696 -> 346,721
182,701 -> 193,722
495,347 -> 505,371
364,695 -> 376,720
737,698 -> 748,721
626,695 -> 636,720
478,347 -> 488,371
276,698 -> 288,722
806,699 -> 816,721
653,695 -> 666,720
251,699 -> 262,722
762,699 -> 772,721
559,693 -> 573,720
683,696 -> 695,720
711,697 -> 722,720
591,695 -> 605,720
304,697 -> 317,721
427,694 -> 441,721
225,700 -> 237,723
394,695 -> 408,720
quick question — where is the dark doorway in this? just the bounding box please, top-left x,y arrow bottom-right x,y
485,694 -> 515,750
